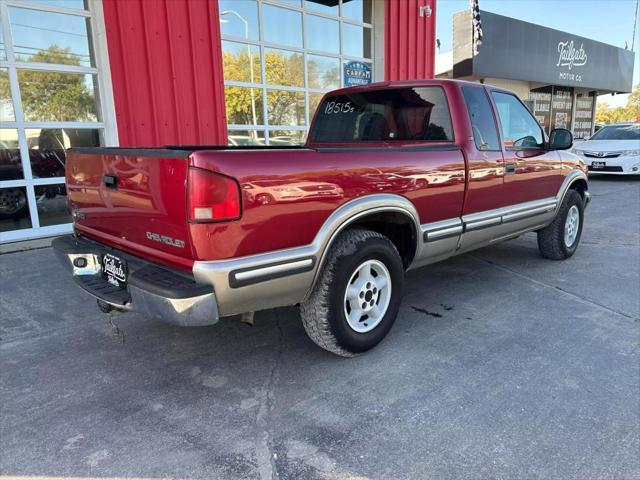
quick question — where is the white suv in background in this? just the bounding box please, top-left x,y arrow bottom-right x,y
573,123 -> 640,175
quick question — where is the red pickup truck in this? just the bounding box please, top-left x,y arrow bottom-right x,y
53,80 -> 589,356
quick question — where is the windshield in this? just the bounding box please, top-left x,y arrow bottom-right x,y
310,87 -> 454,143
590,124 -> 640,141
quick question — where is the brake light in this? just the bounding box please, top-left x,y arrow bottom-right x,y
187,168 -> 241,222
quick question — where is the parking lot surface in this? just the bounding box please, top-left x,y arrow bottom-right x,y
1,176 -> 639,479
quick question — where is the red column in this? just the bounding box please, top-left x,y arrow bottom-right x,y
385,0 -> 436,81
102,0 -> 227,146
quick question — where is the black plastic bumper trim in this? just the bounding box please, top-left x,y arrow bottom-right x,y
52,235 -> 212,300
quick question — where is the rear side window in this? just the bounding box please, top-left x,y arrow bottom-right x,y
491,91 -> 544,149
462,86 -> 500,151
310,87 -> 454,143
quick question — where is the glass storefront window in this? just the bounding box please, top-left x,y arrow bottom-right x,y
0,26 -> 6,60
219,0 -> 373,145
225,86 -> 264,125
307,55 -> 340,89
306,15 -> 340,54
1,1 -> 107,241
267,90 -> 305,126
28,0 -> 87,10
262,5 -> 302,48
342,0 -> 372,23
0,129 -> 22,181
264,48 -> 304,87
34,184 -> 71,227
26,128 -> 101,179
17,70 -> 99,122
227,130 -> 265,146
1,69 -> 15,121
270,0 -> 302,6
8,7 -> 93,67
305,0 -> 338,16
222,41 -> 262,83
269,130 -> 306,145
218,0 -> 259,41
342,23 -> 372,58
308,93 -> 325,118
0,187 -> 31,232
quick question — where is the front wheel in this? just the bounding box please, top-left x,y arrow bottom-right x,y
537,189 -> 584,260
300,229 -> 404,356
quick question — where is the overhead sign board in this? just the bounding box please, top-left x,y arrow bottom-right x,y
454,11 -> 635,93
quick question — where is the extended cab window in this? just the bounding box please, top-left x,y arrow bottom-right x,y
491,91 -> 544,149
310,87 -> 453,143
462,86 -> 500,150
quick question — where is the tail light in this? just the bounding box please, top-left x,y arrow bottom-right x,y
187,167 -> 241,222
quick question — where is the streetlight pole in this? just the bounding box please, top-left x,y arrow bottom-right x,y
221,10 -> 258,137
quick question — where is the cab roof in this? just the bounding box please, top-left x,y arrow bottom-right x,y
327,78 -> 501,96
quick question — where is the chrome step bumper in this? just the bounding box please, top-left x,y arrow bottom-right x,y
52,235 -> 219,326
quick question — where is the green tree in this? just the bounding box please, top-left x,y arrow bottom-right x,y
0,68 -> 13,121
595,84 -> 640,124
626,83 -> 640,118
222,49 -> 338,126
18,45 -> 97,122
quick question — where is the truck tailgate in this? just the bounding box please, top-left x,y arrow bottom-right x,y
66,148 -> 195,268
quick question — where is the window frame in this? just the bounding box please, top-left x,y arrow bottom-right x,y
0,0 -> 117,243
489,88 -> 547,152
219,0 -> 375,145
461,85 -> 502,152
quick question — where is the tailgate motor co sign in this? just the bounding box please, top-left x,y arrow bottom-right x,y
467,11 -> 634,92
556,40 -> 588,83
344,61 -> 372,87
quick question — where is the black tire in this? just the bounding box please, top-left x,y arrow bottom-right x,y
537,189 -> 584,260
300,229 -> 404,356
0,188 -> 28,220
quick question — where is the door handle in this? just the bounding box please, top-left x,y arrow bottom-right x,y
505,162 -> 516,175
103,174 -> 118,189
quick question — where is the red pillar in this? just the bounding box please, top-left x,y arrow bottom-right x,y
102,0 -> 227,146
385,0 -> 436,81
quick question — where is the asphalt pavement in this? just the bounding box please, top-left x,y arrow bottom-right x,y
1,176 -> 639,479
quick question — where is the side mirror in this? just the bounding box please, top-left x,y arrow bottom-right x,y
549,128 -> 573,150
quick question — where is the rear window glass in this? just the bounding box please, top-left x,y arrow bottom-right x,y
310,87 -> 454,143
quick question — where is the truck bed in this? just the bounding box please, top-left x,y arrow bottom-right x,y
66,144 -> 465,270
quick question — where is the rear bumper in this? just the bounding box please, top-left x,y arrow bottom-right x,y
52,235 -> 219,326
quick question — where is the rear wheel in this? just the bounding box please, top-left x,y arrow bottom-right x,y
537,189 -> 584,260
300,229 -> 404,356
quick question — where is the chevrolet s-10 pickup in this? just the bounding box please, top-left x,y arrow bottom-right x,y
53,79 -> 589,356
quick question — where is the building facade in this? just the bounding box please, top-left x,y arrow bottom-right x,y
436,10 -> 635,140
0,0 -> 436,242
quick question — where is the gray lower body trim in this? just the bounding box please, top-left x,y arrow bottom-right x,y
462,197 -> 557,232
422,218 -> 463,242
229,257 -> 315,288
416,196 -> 559,265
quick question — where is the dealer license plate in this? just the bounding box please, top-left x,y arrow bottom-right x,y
591,161 -> 606,169
103,253 -> 127,288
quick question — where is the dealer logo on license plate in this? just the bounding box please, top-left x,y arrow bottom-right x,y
592,161 -> 606,169
103,254 -> 127,287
